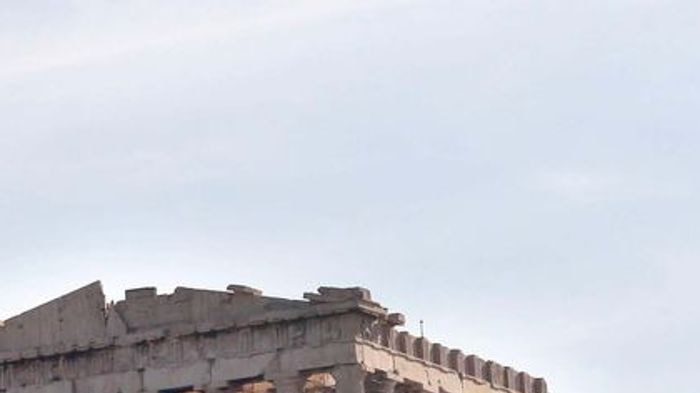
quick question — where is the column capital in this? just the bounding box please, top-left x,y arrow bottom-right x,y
365,371 -> 398,393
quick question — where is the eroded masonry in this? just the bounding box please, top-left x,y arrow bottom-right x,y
0,282 -> 548,393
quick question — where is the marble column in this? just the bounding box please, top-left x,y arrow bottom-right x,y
272,374 -> 306,393
332,365 -> 367,393
365,372 -> 397,393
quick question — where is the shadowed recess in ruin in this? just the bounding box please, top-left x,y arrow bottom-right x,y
0,282 -> 548,393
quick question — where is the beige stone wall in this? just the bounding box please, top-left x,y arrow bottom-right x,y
0,282 -> 107,353
0,284 -> 547,393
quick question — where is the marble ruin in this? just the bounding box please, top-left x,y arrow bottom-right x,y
0,282 -> 548,393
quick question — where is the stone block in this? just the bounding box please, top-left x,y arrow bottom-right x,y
448,350 -> 465,374
431,344 -> 448,366
534,378 -> 548,393
503,367 -> 517,389
397,332 -> 414,356
516,372 -> 533,393
304,287 -> 373,303
413,337 -> 431,361
227,285 -> 263,296
380,326 -> 398,349
125,287 -> 157,300
387,313 -> 406,327
484,361 -> 504,387
465,355 -> 485,379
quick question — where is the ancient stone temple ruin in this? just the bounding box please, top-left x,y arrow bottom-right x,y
0,282 -> 548,393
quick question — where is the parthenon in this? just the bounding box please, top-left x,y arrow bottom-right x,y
0,282 -> 547,393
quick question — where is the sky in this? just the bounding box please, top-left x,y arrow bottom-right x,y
1,1 -> 699,393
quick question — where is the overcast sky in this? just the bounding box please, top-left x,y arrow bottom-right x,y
1,1 -> 698,393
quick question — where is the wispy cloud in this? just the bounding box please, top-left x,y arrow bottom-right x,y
0,1 -> 390,79
534,169 -> 693,203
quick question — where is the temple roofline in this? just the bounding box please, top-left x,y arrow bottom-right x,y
0,282 -> 548,393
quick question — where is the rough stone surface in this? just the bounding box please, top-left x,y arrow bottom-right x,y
0,282 -> 548,393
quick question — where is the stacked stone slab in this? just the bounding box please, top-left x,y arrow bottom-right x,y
374,328 -> 548,393
0,282 -> 548,393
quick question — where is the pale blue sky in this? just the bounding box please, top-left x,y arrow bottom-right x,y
1,2 -> 698,393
